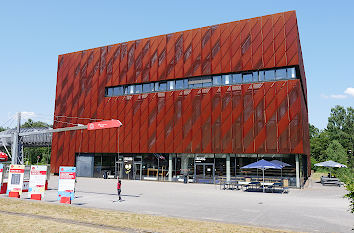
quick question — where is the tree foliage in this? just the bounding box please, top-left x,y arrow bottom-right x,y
323,140 -> 348,165
21,119 -> 51,128
327,106 -> 354,154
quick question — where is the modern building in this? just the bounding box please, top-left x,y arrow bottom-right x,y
52,11 -> 310,187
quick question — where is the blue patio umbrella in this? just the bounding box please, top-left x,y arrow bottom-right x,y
241,159 -> 283,192
270,160 -> 291,168
270,159 -> 291,178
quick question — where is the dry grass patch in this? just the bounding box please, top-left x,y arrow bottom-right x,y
0,212 -> 121,233
0,197 -> 295,233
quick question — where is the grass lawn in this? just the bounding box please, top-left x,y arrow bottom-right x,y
0,197 -> 296,233
311,172 -> 328,182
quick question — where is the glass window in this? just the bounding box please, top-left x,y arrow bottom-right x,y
222,74 -> 231,85
159,82 -> 167,91
183,79 -> 189,89
232,74 -> 242,83
113,86 -> 123,96
167,80 -> 175,90
287,67 -> 296,79
213,76 -> 221,86
143,83 -> 152,93
243,73 -> 252,83
105,88 -> 109,96
107,87 -> 114,96
265,70 -> 275,81
128,85 -> 135,94
135,84 -> 142,94
259,71 -> 265,81
176,79 -> 184,89
154,82 -> 159,92
194,83 -> 203,88
124,86 -> 128,94
276,68 -> 287,80
203,80 -> 212,87
252,72 -> 259,82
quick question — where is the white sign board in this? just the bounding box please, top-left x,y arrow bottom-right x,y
28,165 -> 47,198
7,164 -> 25,194
58,166 -> 76,200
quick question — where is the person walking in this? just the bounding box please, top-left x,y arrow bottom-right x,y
117,178 -> 122,201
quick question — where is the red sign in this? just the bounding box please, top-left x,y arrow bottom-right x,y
0,152 -> 8,162
87,120 -> 122,131
10,169 -> 25,173
30,170 -> 47,175
59,172 -> 76,179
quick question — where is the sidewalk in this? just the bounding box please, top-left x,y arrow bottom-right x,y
15,176 -> 354,232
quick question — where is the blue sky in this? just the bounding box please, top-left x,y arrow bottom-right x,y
0,0 -> 353,130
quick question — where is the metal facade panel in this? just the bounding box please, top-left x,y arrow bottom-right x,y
51,11 -> 309,173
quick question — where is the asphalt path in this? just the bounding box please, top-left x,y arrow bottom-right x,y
12,176 -> 354,232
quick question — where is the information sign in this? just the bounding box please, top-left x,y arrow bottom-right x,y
87,120 -> 122,130
58,166 -> 76,200
28,165 -> 47,198
7,164 -> 25,194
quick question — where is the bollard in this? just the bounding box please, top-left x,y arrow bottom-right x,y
31,194 -> 42,200
9,192 -> 20,198
60,196 -> 71,204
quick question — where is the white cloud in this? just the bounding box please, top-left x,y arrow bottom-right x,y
320,94 -> 329,99
321,87 -> 354,99
21,112 -> 37,120
330,94 -> 347,99
344,87 -> 354,97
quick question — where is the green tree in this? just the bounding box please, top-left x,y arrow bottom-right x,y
0,126 -> 6,132
24,147 -> 51,165
323,140 -> 348,165
310,127 -> 330,165
327,106 -> 354,162
21,119 -> 51,128
309,123 -> 320,139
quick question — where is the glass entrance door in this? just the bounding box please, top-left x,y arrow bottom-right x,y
194,163 -> 215,184
133,162 -> 142,180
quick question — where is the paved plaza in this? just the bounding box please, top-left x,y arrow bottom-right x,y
10,176 -> 354,232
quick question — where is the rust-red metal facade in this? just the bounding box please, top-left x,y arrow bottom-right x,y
51,11 -> 310,174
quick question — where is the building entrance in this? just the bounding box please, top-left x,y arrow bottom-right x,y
116,157 -> 142,180
194,163 -> 215,184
